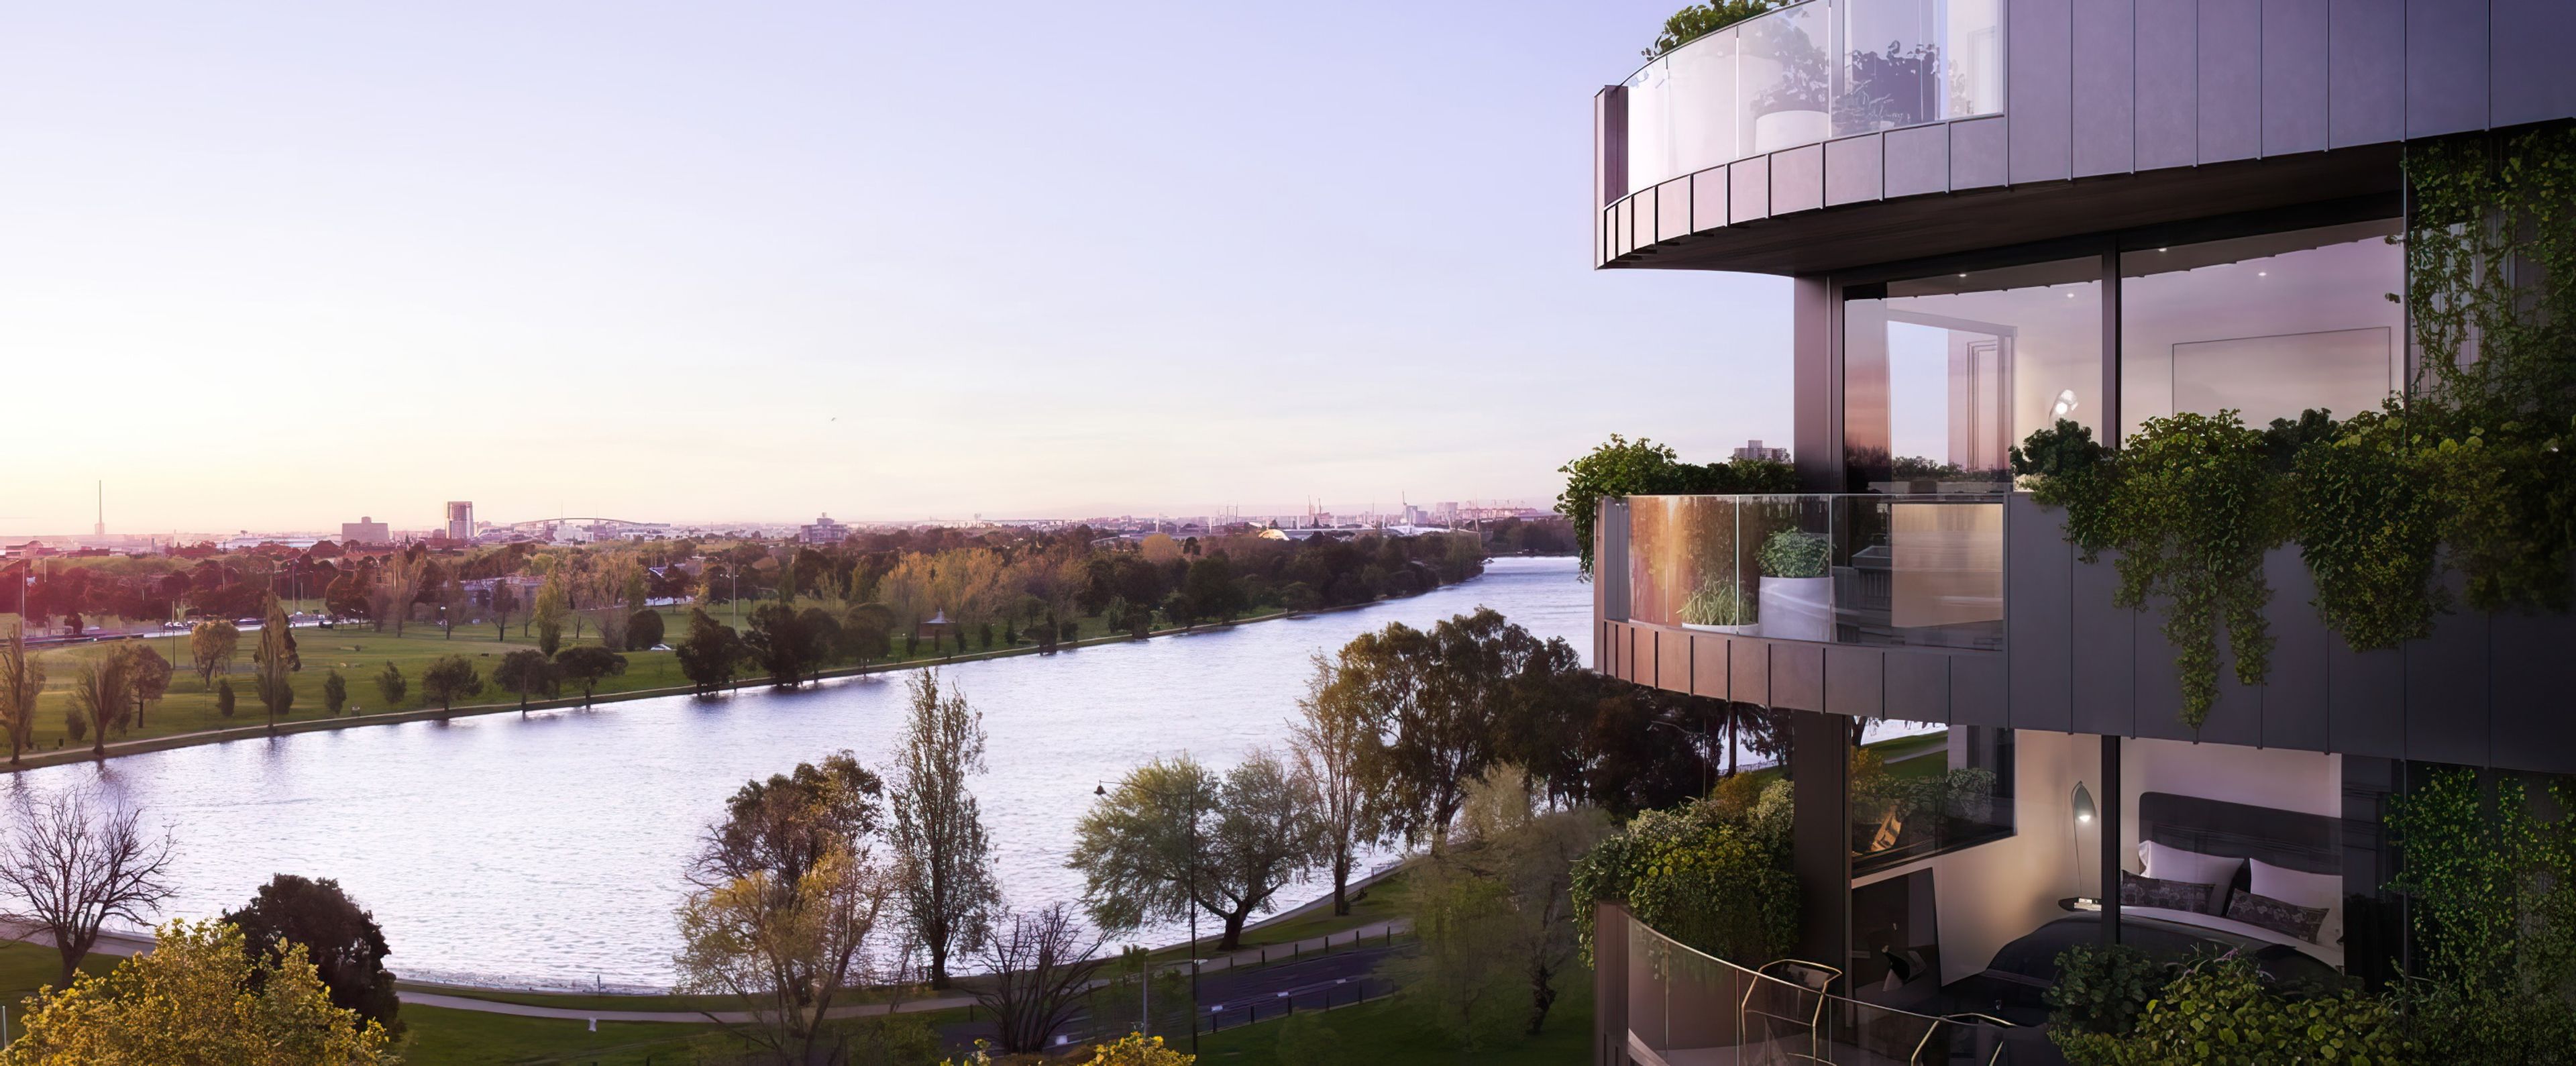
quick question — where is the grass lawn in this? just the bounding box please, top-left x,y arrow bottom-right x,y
1193,963 -> 1593,1066
397,1006 -> 706,1065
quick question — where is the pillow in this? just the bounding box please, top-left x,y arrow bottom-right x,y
2139,841 -> 2243,912
2120,869 -> 2216,914
2248,858 -> 2340,911
2226,890 -> 2330,943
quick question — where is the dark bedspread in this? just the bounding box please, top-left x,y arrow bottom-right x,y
1984,913 -> 2340,995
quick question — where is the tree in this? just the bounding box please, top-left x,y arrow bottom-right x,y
626,608 -> 664,651
1329,609 -> 1574,846
1641,0 -> 1780,58
367,551 -> 427,634
69,646 -> 134,757
676,609 -> 745,694
489,580 -> 518,641
1069,751 -> 1322,952
888,671 -> 1000,989
694,751 -> 883,890
323,574 -> 368,624
0,789 -> 178,986
0,630 -> 44,764
253,594 -> 299,731
215,678 -> 237,718
554,645 -> 627,706
1183,553 -> 1245,622
492,649 -> 557,712
372,662 -> 406,709
419,655 -> 483,714
223,874 -> 402,1034
841,603 -> 894,668
188,620 -> 239,689
745,602 -> 834,688
971,904 -> 1108,1053
322,670 -> 347,716
127,644 -> 173,727
532,569 -> 570,655
8,918 -> 394,1065
1289,657 -> 1386,916
1556,435 -> 1796,576
1397,767 -> 1609,1044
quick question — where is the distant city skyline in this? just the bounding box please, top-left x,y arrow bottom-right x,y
1,0 -> 1791,534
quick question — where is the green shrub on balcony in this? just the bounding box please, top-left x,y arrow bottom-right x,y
1570,778 -> 1796,967
1756,529 -> 1831,580
1641,1 -> 1782,58
1555,435 -> 1798,577
1678,581 -> 1755,627
2050,951 -> 2414,1066
2383,768 -> 2576,1062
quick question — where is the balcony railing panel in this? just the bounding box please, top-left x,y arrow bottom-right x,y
1620,0 -> 2005,197
1619,493 -> 2002,651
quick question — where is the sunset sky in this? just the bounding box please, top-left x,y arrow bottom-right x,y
0,1 -> 1790,535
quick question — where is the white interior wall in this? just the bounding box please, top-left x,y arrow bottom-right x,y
1916,729 -> 2096,985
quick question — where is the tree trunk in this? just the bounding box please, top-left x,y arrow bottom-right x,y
1525,961 -> 1558,1036
56,939 -> 85,988
1219,907 -> 1251,952
927,939 -> 951,990
1332,855 -> 1352,916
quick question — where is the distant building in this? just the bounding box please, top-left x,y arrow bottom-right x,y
1731,439 -> 1790,462
445,501 -> 474,541
800,513 -> 851,544
341,517 -> 390,545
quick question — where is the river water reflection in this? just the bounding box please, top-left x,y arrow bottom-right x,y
13,557 -> 1589,989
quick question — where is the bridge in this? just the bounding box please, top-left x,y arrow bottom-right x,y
488,517 -> 673,533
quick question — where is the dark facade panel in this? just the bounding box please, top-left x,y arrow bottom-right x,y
1825,136 -> 1884,207
1729,160 -> 1770,225
1773,642 -> 1826,712
2488,607 -> 2576,773
2406,0 -> 2490,138
2131,599 -> 2193,743
1657,629 -> 1693,692
1825,646 -> 1884,719
2196,0 -> 2262,163
1656,178 -> 1691,242
1772,144 -> 1825,215
1951,117 -> 2009,191
1950,653 -> 2008,727
1691,635 -> 1729,700
2493,0 -> 2576,128
1613,199 -> 1633,258
2330,0 -> 2406,148
2262,0 -> 2330,156
2260,549 -> 2332,752
1884,124 -> 1948,199
2327,642 -> 2407,757
2200,627 -> 2267,749
2068,549 -> 2137,737
1792,278 -> 1835,493
2405,604 -> 2491,765
2135,0 -> 2197,170
1691,168 -> 1729,232
2072,0 -> 2138,177
1884,651 -> 1950,724
1731,635 -> 1772,706
2007,0 -> 2074,184
2006,496 -> 2074,733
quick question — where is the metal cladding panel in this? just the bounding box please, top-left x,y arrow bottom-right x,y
2008,0 -> 2074,184
1825,645 -> 1885,719
2006,496 -> 2074,733
2262,0 -> 2331,156
1950,117 -> 2009,191
1731,636 -> 1772,705
1613,199 -> 1633,258
1884,651 -> 1951,724
2493,0 -> 2576,128
2072,0 -> 2139,177
1772,144 -> 1826,215
1691,168 -> 1729,232
2132,598 -> 2195,742
1656,178 -> 1693,242
2135,0 -> 2198,170
2488,605 -> 2576,773
2196,0 -> 2262,164
1950,652 -> 2008,727
2405,602 -> 2491,765
2068,548 -> 2139,737
1729,160 -> 1771,225
1642,624 -> 1664,688
1658,629 -> 1693,692
2327,642 -> 2407,758
1692,635 -> 1729,700
1884,124 -> 1949,198
1773,642 -> 1827,712
2261,547 -> 2333,752
1634,186 -> 1660,246
2330,0 -> 2407,148
2406,0 -> 2490,138
1825,136 -> 1884,207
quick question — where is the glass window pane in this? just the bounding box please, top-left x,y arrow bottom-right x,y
1739,2 -> 1831,156
1843,258 -> 2104,492
1839,0 -> 1941,136
1943,0 -> 2004,117
1625,58 -> 1673,191
1666,28 -> 1738,176
2119,219 -> 2405,440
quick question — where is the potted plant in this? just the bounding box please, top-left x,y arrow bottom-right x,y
1678,580 -> 1757,635
1756,528 -> 1833,641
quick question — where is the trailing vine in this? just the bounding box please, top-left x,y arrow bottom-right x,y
2384,769 -> 2576,1061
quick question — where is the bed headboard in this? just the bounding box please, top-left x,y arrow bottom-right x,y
2137,792 -> 2339,876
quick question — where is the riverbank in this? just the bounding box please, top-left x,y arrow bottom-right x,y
1,582 -> 1459,774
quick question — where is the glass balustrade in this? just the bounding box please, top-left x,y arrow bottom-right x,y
1617,494 -> 2002,650
1621,0 -> 2004,195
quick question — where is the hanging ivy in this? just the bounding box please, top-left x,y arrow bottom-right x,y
2107,413 -> 2282,730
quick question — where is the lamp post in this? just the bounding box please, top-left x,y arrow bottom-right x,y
1099,778 -> 1203,1053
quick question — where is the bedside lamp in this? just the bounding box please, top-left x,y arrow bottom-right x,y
2071,782 -> 2098,906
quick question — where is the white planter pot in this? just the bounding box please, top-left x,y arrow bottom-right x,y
1682,623 -> 1761,637
1758,576 -> 1833,642
1753,109 -> 1829,154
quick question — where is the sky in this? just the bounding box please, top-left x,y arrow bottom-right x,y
0,1 -> 1790,535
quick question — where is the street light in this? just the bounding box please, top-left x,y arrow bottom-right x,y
1099,778 -> 1203,1053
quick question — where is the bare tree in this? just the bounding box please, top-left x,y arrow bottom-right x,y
971,904 -> 1109,1054
1289,655 -> 1387,916
0,631 -> 45,765
889,670 -> 999,989
68,647 -> 135,759
0,790 -> 178,985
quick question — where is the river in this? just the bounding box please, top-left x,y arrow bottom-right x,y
9,557 -> 1589,990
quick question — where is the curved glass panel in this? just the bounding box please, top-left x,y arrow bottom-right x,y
1621,494 -> 2002,650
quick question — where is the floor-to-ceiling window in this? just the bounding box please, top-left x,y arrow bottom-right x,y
2119,219 -> 2404,440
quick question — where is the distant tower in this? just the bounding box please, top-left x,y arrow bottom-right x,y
93,482 -> 104,536
445,501 -> 474,541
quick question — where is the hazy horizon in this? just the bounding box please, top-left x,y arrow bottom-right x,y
1,1 -> 1792,536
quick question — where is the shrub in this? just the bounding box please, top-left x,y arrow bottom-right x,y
1678,582 -> 1753,627
1570,782 -> 1796,966
215,679 -> 237,718
2045,944 -> 2169,1038
1756,529 -> 1830,579
625,609 -> 664,651
2052,951 -> 2411,1066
